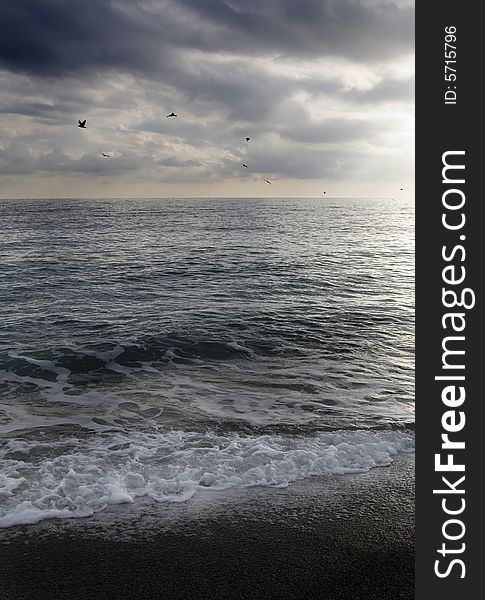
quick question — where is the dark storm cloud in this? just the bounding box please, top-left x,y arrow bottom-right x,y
0,0 -> 176,77
0,0 -> 413,79
174,0 -> 413,60
0,1 -> 414,189
0,1 -> 413,125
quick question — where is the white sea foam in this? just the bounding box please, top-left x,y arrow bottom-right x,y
0,429 -> 414,528
0,346 -> 414,433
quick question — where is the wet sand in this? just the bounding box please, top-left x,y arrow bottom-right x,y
0,454 -> 414,600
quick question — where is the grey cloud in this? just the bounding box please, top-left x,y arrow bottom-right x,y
39,150 -> 142,174
176,64 -> 294,122
341,76 -> 415,104
0,1 -> 176,77
0,1 -> 413,188
0,143 -> 36,174
135,117 -> 254,154
0,0 -> 413,80
0,101 -> 63,119
278,118 -> 377,144
301,74 -> 414,106
0,146 -> 142,175
137,118 -> 213,140
159,157 -> 202,167
217,142 -> 365,180
168,0 -> 413,61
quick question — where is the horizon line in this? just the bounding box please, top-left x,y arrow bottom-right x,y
0,195 -> 415,201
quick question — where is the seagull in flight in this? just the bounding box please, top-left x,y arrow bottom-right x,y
242,164 -> 248,168
78,120 -> 86,128
166,112 -> 178,118
245,137 -> 250,142
102,153 -> 110,158
264,179 -> 272,185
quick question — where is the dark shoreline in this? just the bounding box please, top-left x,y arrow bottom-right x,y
0,455 -> 414,600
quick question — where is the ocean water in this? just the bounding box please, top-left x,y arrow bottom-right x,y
0,197 -> 414,528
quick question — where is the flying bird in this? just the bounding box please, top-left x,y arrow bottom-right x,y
78,120 -> 86,128
242,164 -> 248,168
166,112 -> 178,118
245,137 -> 250,141
400,188 -> 403,191
264,179 -> 272,185
102,153 -> 110,158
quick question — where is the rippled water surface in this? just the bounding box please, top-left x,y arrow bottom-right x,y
0,197 -> 414,526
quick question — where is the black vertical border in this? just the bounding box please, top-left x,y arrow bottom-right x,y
416,2 -> 482,597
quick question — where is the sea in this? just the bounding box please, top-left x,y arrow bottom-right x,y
0,197 -> 414,529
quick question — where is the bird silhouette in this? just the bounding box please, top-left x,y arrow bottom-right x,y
400,188 -> 403,191
78,120 -> 86,128
166,112 -> 178,118
102,153 -> 110,158
245,137 -> 250,141
264,179 -> 272,185
323,191 -> 326,195
242,164 -> 248,168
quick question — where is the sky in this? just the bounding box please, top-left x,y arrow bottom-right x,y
0,0 -> 414,198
